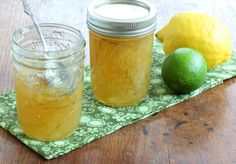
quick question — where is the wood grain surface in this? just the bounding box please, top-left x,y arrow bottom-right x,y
0,0 -> 236,163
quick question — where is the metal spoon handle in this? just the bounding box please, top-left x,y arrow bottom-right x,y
20,0 -> 48,52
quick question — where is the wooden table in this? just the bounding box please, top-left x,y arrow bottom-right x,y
1,0 -> 236,163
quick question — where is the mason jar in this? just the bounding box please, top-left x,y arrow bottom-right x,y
11,23 -> 86,141
87,0 -> 157,107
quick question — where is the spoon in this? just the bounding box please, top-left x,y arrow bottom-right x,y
20,0 -> 74,93
20,0 -> 48,51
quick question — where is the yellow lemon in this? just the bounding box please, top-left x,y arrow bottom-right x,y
156,12 -> 232,69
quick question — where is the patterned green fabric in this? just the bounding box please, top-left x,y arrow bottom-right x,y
0,40 -> 236,160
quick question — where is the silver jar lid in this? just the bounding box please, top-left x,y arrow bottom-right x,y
87,0 -> 157,36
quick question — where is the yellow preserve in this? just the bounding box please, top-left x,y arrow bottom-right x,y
88,0 -> 157,107
11,24 -> 86,141
90,31 -> 153,106
15,73 -> 83,141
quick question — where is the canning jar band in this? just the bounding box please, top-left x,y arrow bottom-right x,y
87,0 -> 157,37
89,29 -> 155,42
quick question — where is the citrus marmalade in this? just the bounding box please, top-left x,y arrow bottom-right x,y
90,31 -> 153,106
15,73 -> 83,141
88,0 -> 157,107
11,24 -> 85,141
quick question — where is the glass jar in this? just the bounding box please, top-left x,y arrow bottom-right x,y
87,0 -> 157,107
11,23 -> 86,141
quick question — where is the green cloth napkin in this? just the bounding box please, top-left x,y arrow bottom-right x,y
0,40 -> 236,160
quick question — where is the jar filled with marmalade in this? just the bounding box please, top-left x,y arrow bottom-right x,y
87,0 -> 157,107
11,24 -> 86,141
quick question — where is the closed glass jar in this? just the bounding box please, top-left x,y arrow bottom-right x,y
87,0 -> 157,107
11,24 -> 86,141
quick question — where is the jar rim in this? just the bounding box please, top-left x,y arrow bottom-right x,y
12,23 -> 86,61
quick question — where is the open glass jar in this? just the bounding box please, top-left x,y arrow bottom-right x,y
11,24 -> 86,141
87,0 -> 157,107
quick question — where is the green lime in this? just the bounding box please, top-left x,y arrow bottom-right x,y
161,48 -> 207,94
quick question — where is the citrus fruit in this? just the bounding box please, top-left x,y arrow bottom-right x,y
156,12 -> 232,69
161,48 -> 207,94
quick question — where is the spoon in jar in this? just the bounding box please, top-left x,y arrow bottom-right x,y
20,0 -> 74,93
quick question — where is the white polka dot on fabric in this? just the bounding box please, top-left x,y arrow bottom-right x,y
89,120 -> 103,126
80,116 -> 91,123
0,108 -> 4,113
138,106 -> 149,112
54,141 -> 65,145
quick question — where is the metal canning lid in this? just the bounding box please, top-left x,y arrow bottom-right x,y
87,0 -> 157,36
